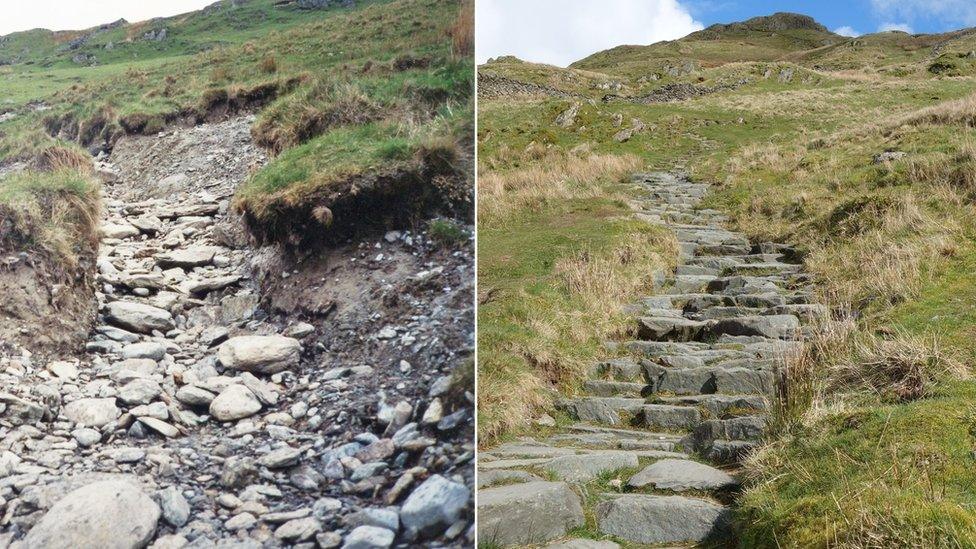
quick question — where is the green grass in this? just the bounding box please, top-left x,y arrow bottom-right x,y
0,168 -> 94,202
242,122 -> 416,198
739,381 -> 976,547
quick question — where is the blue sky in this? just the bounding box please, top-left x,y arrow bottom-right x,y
478,0 -> 976,66
684,0 -> 976,37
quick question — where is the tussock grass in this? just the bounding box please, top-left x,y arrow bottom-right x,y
450,0 -> 473,58
0,169 -> 100,268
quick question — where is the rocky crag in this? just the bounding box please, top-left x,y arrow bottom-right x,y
477,172 -> 824,547
0,116 -> 474,548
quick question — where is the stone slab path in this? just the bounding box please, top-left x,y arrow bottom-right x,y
477,172 -> 824,547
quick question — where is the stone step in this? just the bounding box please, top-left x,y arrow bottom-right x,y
682,416 -> 768,463
645,362 -> 775,396
638,404 -> 701,431
560,397 -> 645,426
478,481 -> 585,547
583,380 -> 647,397
596,494 -> 732,545
544,451 -> 639,482
654,394 -> 769,417
637,314 -> 800,342
627,458 -> 740,492
588,358 -> 644,382
687,253 -> 787,268
564,424 -> 685,451
724,262 -> 802,276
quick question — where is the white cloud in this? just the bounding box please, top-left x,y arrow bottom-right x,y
476,0 -> 704,67
878,22 -> 914,33
870,0 -> 976,27
0,1 -> 217,36
833,26 -> 860,37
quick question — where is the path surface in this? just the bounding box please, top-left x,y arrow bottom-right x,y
477,172 -> 824,547
0,117 -> 474,548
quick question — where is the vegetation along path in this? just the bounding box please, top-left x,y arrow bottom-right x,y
477,172 -> 826,547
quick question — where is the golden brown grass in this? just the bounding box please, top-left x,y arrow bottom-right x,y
772,315 -> 966,435
478,146 -> 641,226
260,54 -> 278,74
891,91 -> 976,129
450,0 -> 473,58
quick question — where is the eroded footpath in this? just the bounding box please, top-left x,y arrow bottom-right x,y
477,172 -> 824,548
0,117 -> 474,548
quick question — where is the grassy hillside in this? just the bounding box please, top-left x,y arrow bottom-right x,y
1,0 -> 473,259
479,11 -> 976,545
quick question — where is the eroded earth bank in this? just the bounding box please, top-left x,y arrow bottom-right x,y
0,116 -> 474,548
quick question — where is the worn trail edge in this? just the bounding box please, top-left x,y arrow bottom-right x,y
477,172 -> 824,548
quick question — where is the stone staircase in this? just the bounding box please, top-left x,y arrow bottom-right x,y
477,172 -> 824,547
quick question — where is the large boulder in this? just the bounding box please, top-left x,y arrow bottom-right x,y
478,481 -> 584,546
23,478 -> 160,548
218,335 -> 301,374
104,301 -> 174,334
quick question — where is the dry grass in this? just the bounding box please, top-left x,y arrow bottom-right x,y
891,92 -> 976,129
773,317 -> 966,433
478,146 -> 641,226
450,0 -> 473,58
260,54 -> 278,74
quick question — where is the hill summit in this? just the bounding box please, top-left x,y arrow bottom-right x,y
691,12 -> 831,38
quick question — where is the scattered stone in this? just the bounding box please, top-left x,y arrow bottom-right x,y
157,486 -> 191,527
342,525 -> 396,549
209,384 -> 262,421
104,301 -> 175,334
63,398 -> 120,427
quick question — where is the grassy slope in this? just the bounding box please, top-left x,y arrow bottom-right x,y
480,15 -> 976,545
1,0 -> 472,253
